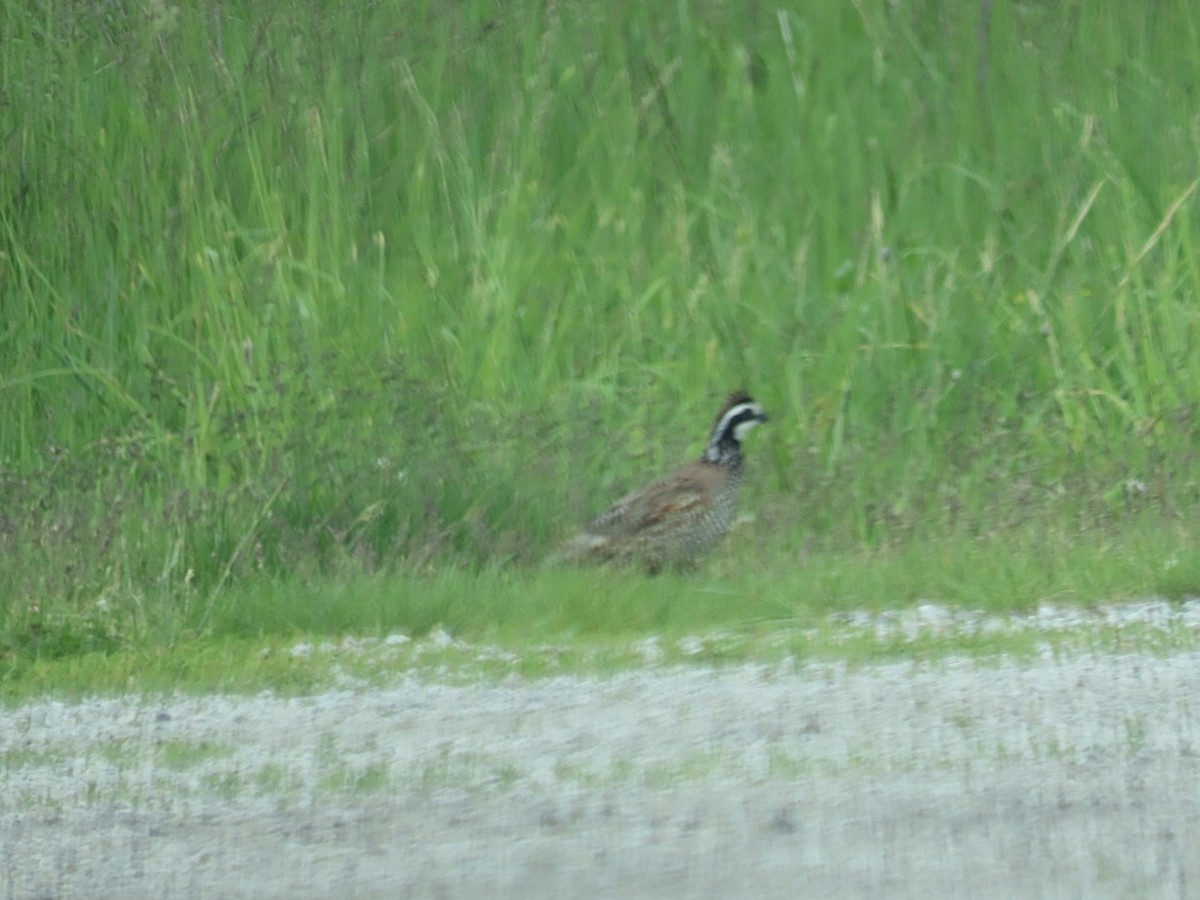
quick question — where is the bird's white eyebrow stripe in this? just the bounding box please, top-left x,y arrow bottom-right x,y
715,402 -> 763,434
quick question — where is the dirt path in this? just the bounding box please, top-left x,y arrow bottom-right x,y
3,647 -> 1198,898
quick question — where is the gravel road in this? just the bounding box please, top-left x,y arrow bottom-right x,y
3,611 -> 1199,899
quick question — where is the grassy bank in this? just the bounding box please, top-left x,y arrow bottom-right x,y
3,0 -> 1200,690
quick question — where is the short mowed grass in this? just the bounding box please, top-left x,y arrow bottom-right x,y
4,0 -> 1200,699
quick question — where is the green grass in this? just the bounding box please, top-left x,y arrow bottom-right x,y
3,1 -> 1200,696
3,518 -> 1199,703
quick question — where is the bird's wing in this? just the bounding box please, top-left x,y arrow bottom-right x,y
585,472 -> 709,538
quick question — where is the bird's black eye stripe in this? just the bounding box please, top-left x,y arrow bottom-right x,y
719,404 -> 764,436
733,408 -> 762,425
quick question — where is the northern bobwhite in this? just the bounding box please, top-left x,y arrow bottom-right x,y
556,390 -> 769,572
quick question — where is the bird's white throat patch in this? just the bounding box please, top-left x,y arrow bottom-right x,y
732,416 -> 763,442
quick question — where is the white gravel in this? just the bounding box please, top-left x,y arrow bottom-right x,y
3,604 -> 1200,899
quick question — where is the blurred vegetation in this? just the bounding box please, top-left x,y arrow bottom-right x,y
3,0 -> 1200,672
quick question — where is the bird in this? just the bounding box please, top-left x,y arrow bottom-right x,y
554,390 -> 769,573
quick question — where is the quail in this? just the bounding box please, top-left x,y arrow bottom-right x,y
556,390 -> 769,572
